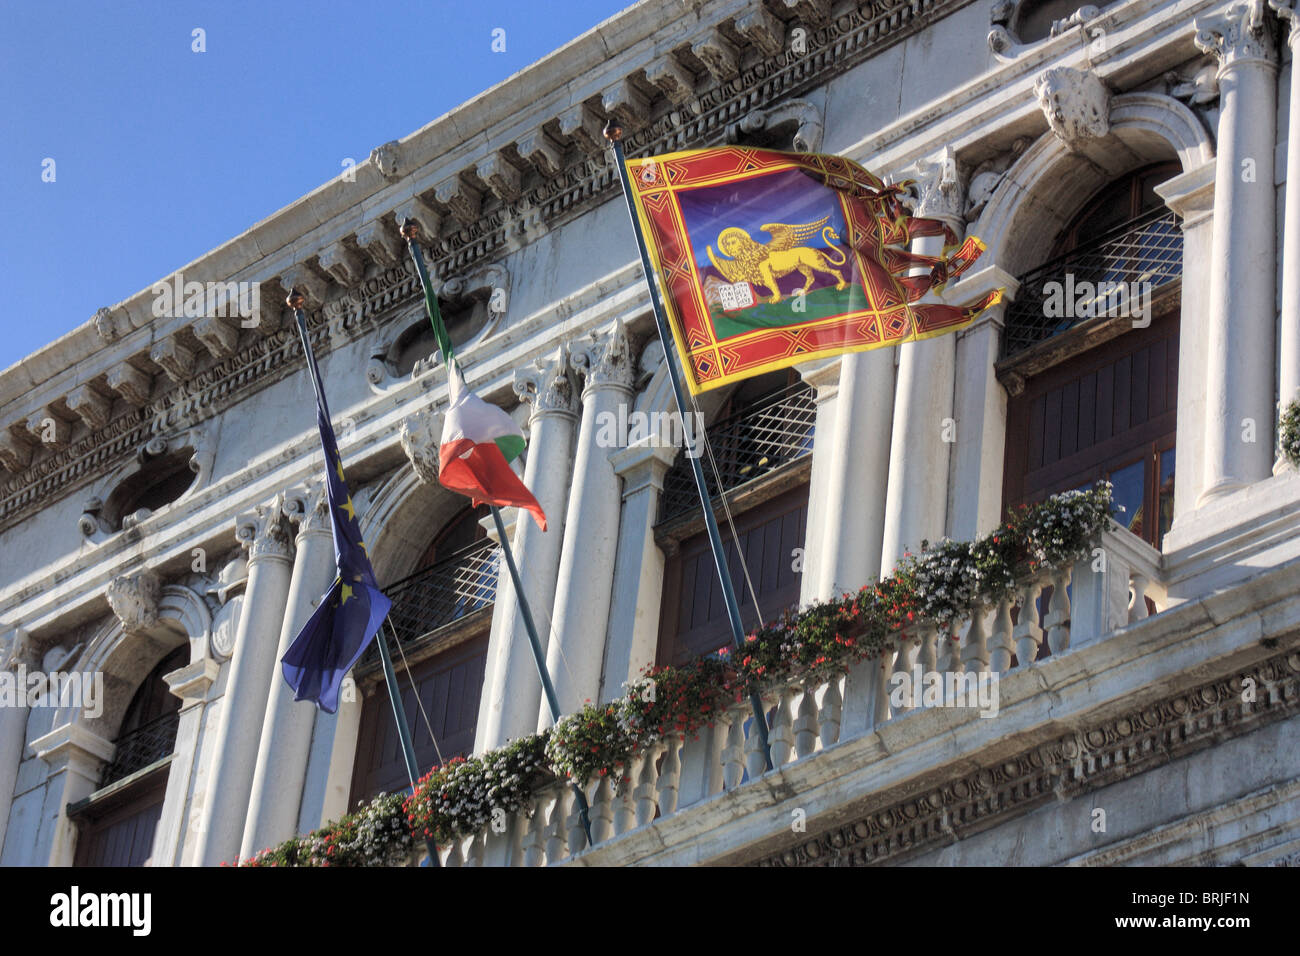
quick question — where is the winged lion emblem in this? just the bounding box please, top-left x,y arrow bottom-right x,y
706,215 -> 849,305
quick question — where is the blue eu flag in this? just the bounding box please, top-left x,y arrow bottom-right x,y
281,316 -> 392,714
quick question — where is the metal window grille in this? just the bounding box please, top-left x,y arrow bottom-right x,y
1002,207 -> 1182,360
101,710 -> 180,787
659,381 -> 817,523
381,537 -> 500,648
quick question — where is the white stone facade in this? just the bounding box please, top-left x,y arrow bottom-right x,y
1,0 -> 1298,867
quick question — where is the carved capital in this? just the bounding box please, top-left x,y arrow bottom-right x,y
319,241 -> 366,287
106,363 -> 152,407
514,346 -> 579,418
399,407 -> 442,485
1034,66 -> 1111,151
284,482 -> 331,536
150,336 -> 197,384
571,318 -> 635,394
781,0 -> 831,27
1195,1 -> 1277,69
370,140 -> 401,179
1270,1 -> 1300,49
235,497 -> 295,563
107,569 -> 161,633
910,146 -> 967,225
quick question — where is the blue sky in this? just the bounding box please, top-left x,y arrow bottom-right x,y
0,0 -> 632,373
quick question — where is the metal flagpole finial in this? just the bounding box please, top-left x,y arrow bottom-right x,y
285,289 -> 306,310
602,120 -> 624,144
399,217 -> 420,240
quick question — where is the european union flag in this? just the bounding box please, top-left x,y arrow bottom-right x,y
281,314 -> 391,714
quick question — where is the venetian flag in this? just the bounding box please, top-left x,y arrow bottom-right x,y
413,253 -> 547,530
622,146 -> 1003,393
281,315 -> 391,714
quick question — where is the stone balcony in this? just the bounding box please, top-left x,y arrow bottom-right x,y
416,517 -> 1300,867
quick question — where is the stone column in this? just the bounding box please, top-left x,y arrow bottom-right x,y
796,358 -> 842,604
1274,1 -> 1300,470
946,266 -> 1020,541
30,723 -> 114,866
1194,2 -> 1279,501
241,486 -> 336,859
881,153 -> 966,572
297,688 -> 362,830
819,348 -> 897,595
602,439 -> 680,700
151,656 -> 219,866
193,497 -> 294,866
0,626 -> 35,858
474,347 -> 579,749
539,319 -> 637,727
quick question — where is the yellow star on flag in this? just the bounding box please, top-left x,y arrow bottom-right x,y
341,496 -> 356,521
335,456 -> 345,481
339,582 -> 354,606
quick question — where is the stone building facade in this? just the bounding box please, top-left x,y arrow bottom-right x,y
1,0 -> 1299,867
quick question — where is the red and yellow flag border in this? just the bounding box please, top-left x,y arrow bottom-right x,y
624,147 -> 1002,393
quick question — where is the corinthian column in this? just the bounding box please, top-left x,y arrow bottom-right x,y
1273,0 -> 1300,470
538,319 -> 637,727
796,358 -> 842,604
881,151 -> 965,573
1194,1 -> 1279,500
193,497 -> 294,866
0,626 -> 35,860
474,347 -> 579,749
241,485 -> 336,859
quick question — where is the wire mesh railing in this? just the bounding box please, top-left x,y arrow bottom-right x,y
1003,207 -> 1182,359
659,381 -> 817,523
101,710 -> 180,787
380,538 -> 500,649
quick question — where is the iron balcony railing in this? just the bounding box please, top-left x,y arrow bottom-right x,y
659,381 -> 817,523
381,537 -> 500,648
101,709 -> 179,787
1002,207 -> 1183,359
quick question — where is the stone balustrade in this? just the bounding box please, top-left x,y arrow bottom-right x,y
424,522 -> 1165,867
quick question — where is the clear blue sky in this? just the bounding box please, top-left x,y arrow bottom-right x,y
0,0 -> 633,373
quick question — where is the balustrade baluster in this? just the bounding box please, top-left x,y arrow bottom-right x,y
818,676 -> 843,748
544,789 -> 566,863
657,733 -> 683,816
722,704 -> 747,788
521,797 -> 544,867
1129,573 -> 1149,623
769,686 -> 796,767
1046,568 -> 1072,654
873,653 -> 892,725
988,597 -> 1014,673
614,757 -> 638,835
635,742 -> 663,825
744,702 -> 770,779
793,683 -> 820,758
962,606 -> 990,674
566,786 -> 588,856
892,630 -> 920,712
591,775 -> 615,844
463,832 -> 484,867
1014,579 -> 1045,667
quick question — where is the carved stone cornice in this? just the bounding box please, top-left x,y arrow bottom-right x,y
355,218 -> 404,266
571,318 -> 636,396
279,263 -> 332,309
193,316 -> 240,359
477,151 -> 524,203
516,128 -> 566,178
319,241 -> 367,287
435,175 -> 483,226
1194,0 -> 1278,70
26,408 -> 70,448
745,647 -> 1300,866
646,56 -> 696,105
106,569 -> 161,633
150,337 -> 198,384
514,347 -> 579,420
0,430 -> 33,474
735,7 -> 784,56
235,496 -> 295,563
1034,66 -> 1111,151
105,364 -> 151,407
691,30 -> 739,82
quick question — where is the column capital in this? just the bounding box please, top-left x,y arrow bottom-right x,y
908,146 -> 967,228
796,356 -> 843,402
1270,0 -> 1300,48
610,440 -> 680,498
571,318 -> 636,396
514,346 -> 579,420
1195,1 -> 1278,72
284,482 -> 332,537
164,658 -> 219,708
106,569 -> 162,634
235,496 -> 295,564
31,723 -> 115,776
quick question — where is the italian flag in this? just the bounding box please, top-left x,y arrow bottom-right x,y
438,359 -> 547,531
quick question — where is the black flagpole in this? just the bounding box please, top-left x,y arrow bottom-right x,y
603,122 -> 773,771
398,222 -> 594,850
288,292 -> 440,867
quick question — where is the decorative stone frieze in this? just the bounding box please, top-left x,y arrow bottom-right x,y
318,241 -> 366,287
434,175 -> 483,226
399,407 -> 442,485
1194,0 -> 1277,67
727,99 -> 824,153
235,497 -> 295,563
1034,66 -> 1111,151
0,430 -> 34,473
370,140 -> 401,180
571,317 -> 636,394
516,128 -> 566,177
106,568 -> 161,633
514,347 -> 579,420
603,78 -> 651,133
782,0 -> 831,27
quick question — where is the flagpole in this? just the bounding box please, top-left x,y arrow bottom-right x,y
288,294 -> 440,868
398,224 -> 594,850
602,122 -> 773,772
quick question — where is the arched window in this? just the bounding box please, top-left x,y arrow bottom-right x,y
70,645 -> 186,867
349,505 -> 494,807
655,368 -> 815,665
